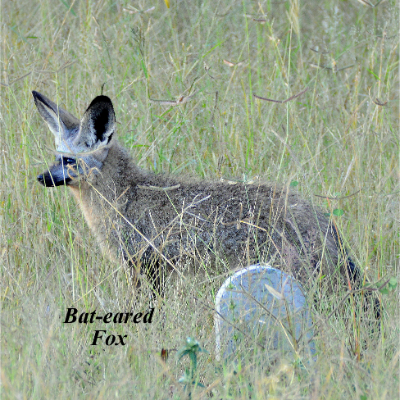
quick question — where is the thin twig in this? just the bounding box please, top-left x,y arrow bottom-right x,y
137,184 -> 181,191
223,59 -> 245,67
34,61 -> 76,75
149,91 -> 198,106
310,63 -> 354,72
123,6 -> 155,14
209,91 -> 219,125
0,72 -> 32,87
310,47 -> 330,54
357,0 -> 385,7
253,88 -> 308,104
314,189 -> 361,200
372,98 -> 388,106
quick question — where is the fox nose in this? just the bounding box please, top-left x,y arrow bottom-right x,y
37,171 -> 70,187
37,173 -> 55,187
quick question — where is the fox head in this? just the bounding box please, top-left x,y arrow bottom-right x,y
33,91 -> 116,187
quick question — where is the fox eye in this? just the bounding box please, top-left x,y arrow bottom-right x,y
63,157 -> 76,164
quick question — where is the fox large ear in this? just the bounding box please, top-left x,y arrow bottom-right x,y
76,95 -> 115,149
32,91 -> 80,142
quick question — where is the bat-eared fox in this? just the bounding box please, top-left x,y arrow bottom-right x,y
33,91 -> 379,320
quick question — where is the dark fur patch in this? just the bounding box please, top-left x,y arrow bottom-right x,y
94,108 -> 110,142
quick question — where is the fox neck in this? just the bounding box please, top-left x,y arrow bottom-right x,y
68,141 -> 145,237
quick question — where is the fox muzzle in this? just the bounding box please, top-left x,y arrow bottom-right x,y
37,171 -> 72,187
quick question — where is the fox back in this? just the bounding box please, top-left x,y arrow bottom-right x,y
34,91 -> 361,293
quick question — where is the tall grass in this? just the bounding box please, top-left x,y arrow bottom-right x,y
1,0 -> 399,398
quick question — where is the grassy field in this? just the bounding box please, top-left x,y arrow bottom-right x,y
1,0 -> 399,398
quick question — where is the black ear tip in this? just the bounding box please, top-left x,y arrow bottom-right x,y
88,95 -> 114,111
96,95 -> 112,102
32,91 -> 45,104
